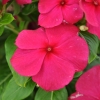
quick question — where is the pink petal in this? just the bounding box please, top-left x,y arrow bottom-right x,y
38,0 -> 58,13
80,0 -> 98,26
54,36 -> 89,71
38,6 -> 63,28
67,0 -> 79,4
16,28 -> 48,49
96,6 -> 100,26
2,0 -> 9,4
16,0 -> 32,5
45,24 -> 79,46
32,54 -> 75,91
69,92 -> 96,100
87,23 -> 100,39
62,4 -> 83,24
85,0 -> 92,2
11,48 -> 46,76
76,66 -> 100,99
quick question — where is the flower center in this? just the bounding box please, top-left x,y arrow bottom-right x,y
93,0 -> 99,5
60,1 -> 66,6
47,47 -> 52,52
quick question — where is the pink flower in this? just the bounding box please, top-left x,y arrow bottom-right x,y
16,0 -> 32,5
69,65 -> 100,100
2,0 -> 32,5
80,0 -> 100,26
87,23 -> 100,39
38,0 -> 83,28
2,0 -> 9,4
11,24 -> 89,91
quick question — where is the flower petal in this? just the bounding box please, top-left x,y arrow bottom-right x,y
69,92 -> 96,100
38,0 -> 58,13
11,48 -> 46,76
46,24 -> 79,46
80,0 -> 98,26
32,54 -> 75,91
96,6 -> 100,26
2,0 -> 9,4
16,28 -> 48,49
54,36 -> 89,71
87,23 -> 100,39
16,0 -> 32,5
85,0 -> 92,2
38,6 -> 63,28
67,0 -> 79,5
62,4 -> 83,24
76,66 -> 100,99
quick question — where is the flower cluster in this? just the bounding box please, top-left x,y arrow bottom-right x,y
6,0 -> 100,95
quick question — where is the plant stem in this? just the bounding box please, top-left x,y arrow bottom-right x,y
5,24 -> 19,34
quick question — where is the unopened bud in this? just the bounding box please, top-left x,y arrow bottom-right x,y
36,84 -> 39,87
79,25 -> 88,31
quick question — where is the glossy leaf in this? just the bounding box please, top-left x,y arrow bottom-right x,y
80,31 -> 99,63
22,3 -> 37,15
2,78 -> 35,100
35,87 -> 68,100
0,26 -> 4,36
0,13 -> 14,26
5,34 -> 29,86
12,0 -> 21,15
74,71 -> 83,78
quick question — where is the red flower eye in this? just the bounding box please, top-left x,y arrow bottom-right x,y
60,1 -> 66,5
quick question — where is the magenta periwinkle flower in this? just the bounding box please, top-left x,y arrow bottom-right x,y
80,0 -> 100,26
11,24 -> 89,91
69,65 -> 100,100
38,0 -> 83,28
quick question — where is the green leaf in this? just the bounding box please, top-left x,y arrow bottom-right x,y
0,26 -> 4,36
84,57 -> 100,71
19,21 -> 25,31
80,31 -> 99,63
35,88 -> 68,100
2,78 -> 35,100
5,34 -> 29,86
0,32 -> 12,99
97,40 -> 100,54
12,0 -> 21,15
0,63 -> 11,100
74,71 -> 83,78
0,13 -> 14,26
67,79 -> 77,96
22,3 -> 37,15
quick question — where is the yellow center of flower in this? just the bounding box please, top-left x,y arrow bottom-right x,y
47,47 -> 52,52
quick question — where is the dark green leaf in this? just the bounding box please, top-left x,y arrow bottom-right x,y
22,3 -> 37,15
2,78 -> 35,100
80,31 -> 99,63
74,71 -> 83,78
5,34 -> 29,86
0,26 -> 4,36
19,21 -> 25,31
35,88 -> 68,100
12,0 -> 21,15
84,57 -> 100,71
67,79 -> 77,96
